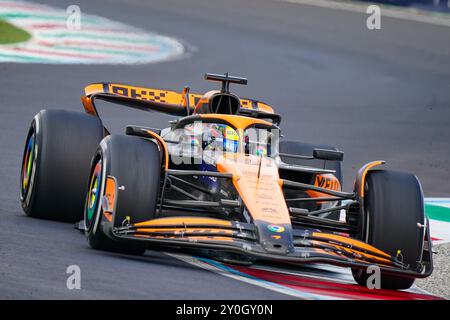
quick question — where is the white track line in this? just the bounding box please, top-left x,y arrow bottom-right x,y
165,252 -> 342,300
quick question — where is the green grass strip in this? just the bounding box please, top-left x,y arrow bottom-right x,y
0,19 -> 31,44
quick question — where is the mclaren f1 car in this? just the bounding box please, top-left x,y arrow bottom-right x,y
20,73 -> 433,290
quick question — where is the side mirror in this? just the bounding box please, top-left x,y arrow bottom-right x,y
313,148 -> 344,162
126,125 -> 161,137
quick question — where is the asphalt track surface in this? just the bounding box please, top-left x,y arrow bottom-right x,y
1,0 -> 450,299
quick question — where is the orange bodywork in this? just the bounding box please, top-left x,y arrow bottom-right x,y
199,114 -> 272,131
217,154 -> 291,225
134,216 -> 233,228
306,173 -> 341,200
310,240 -> 392,266
132,217 -> 236,243
134,228 -> 234,237
84,83 -> 104,96
102,177 -> 117,222
145,129 -> 169,171
311,232 -> 391,259
134,234 -> 235,242
358,160 -> 385,197
81,96 -> 97,116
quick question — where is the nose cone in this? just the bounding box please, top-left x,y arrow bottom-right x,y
217,154 -> 291,224
217,154 -> 294,255
256,221 -> 294,255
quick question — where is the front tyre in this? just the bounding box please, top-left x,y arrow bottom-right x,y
352,170 -> 425,290
85,135 -> 162,255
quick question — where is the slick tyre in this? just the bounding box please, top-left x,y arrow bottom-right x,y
85,135 -> 162,255
20,110 -> 104,222
352,170 -> 425,290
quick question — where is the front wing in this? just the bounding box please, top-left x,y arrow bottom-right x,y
103,216 -> 433,279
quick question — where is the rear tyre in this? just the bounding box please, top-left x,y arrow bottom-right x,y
352,170 -> 425,290
20,110 -> 104,222
85,135 -> 162,255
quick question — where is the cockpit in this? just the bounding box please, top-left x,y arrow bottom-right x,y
163,118 -> 279,165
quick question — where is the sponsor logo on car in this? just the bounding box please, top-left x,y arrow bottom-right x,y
267,224 -> 285,233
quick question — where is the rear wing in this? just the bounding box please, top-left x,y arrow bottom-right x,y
81,82 -> 279,122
